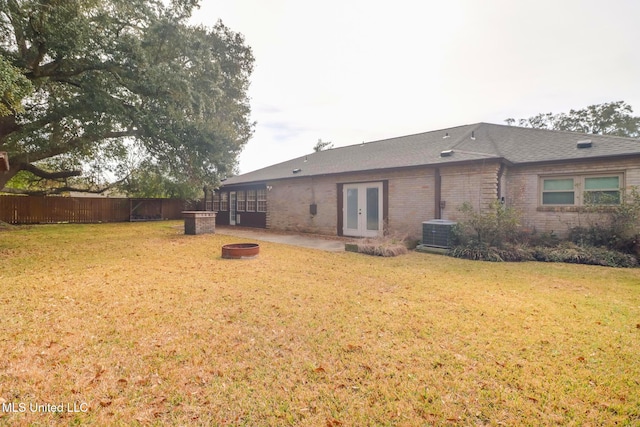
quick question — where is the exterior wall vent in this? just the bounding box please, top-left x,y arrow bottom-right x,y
440,150 -> 454,157
422,220 -> 457,248
576,140 -> 592,149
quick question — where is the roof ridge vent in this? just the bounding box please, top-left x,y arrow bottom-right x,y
576,140 -> 592,149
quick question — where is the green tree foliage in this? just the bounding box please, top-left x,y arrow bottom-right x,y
117,159 -> 205,199
0,55 -> 32,116
455,200 -> 521,248
0,0 -> 254,195
506,101 -> 640,138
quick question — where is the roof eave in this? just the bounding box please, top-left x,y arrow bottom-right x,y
220,157 -> 509,188
511,152 -> 640,168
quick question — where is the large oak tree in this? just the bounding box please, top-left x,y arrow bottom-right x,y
0,0 -> 254,196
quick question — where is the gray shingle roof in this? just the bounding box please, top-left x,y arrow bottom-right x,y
222,122 -> 640,185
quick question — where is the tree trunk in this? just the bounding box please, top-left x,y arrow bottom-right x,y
0,115 -> 20,141
0,166 -> 21,192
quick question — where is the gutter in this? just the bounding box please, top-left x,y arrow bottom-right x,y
221,157 -> 510,188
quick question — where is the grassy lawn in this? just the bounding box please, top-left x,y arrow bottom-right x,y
1,221 -> 639,426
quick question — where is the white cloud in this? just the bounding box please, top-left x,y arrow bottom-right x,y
192,0 -> 640,174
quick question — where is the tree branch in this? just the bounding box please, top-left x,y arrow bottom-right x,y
12,128 -> 140,165
1,174 -> 130,196
21,163 -> 82,180
2,184 -> 102,196
6,0 -> 28,57
0,115 -> 21,140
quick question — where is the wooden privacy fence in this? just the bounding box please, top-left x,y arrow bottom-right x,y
0,196 -> 192,224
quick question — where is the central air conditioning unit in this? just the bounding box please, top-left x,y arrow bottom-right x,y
422,220 -> 457,248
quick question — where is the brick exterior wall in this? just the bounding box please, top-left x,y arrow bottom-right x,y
253,157 -> 640,240
266,177 -> 333,234
504,157 -> 640,236
265,168 -> 439,240
386,170 -> 435,237
438,161 -> 502,220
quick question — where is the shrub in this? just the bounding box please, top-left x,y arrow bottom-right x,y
569,186 -> 640,256
568,225 -> 611,248
447,194 -> 639,267
450,201 -> 528,262
448,241 -> 535,262
449,241 -> 504,262
454,200 -> 521,248
355,233 -> 409,257
448,196 -> 638,267
499,243 -> 536,262
524,229 -> 561,248
357,242 -> 408,257
533,243 -> 638,268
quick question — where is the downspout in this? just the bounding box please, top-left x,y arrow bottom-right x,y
434,168 -> 442,219
497,163 -> 506,204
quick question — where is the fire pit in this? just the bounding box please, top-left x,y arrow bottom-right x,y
221,243 -> 260,259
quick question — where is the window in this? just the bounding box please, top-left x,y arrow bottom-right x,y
246,189 -> 256,212
542,178 -> 575,205
220,192 -> 228,211
212,192 -> 220,211
584,176 -> 621,205
236,191 -> 245,211
257,188 -> 267,212
541,174 -> 622,206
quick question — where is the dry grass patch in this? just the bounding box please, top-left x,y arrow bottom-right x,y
1,221 -> 639,426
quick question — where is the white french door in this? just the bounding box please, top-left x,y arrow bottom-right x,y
342,182 -> 383,237
229,191 -> 236,225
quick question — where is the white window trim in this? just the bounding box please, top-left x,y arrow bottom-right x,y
246,189 -> 257,212
236,190 -> 245,212
257,189 -> 267,212
220,192 -> 229,211
212,192 -> 220,211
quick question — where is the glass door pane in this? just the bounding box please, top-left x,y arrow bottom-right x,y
230,192 -> 236,225
366,187 -> 379,230
346,188 -> 359,229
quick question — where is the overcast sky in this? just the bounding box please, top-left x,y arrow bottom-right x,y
191,0 -> 640,174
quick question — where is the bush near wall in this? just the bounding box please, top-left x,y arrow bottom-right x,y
449,192 -> 640,268
349,233 -> 410,257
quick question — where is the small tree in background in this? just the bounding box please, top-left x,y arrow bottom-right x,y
313,139 -> 334,152
506,100 -> 640,138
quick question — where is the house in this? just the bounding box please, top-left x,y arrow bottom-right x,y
214,123 -> 640,240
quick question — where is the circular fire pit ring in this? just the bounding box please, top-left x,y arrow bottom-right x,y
221,243 -> 260,259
